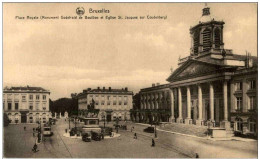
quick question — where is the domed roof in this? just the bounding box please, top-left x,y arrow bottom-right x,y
199,7 -> 215,23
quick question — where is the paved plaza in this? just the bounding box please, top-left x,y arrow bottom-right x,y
4,119 -> 258,158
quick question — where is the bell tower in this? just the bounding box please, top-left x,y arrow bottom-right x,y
190,4 -> 225,56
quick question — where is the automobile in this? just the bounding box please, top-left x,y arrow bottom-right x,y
43,126 -> 53,136
82,133 -> 91,142
91,132 -> 102,141
143,126 -> 155,133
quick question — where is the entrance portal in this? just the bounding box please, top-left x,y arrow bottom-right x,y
21,114 -> 27,123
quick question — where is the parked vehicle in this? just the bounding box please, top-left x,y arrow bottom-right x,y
143,126 -> 155,133
82,133 -> 91,142
91,132 -> 102,141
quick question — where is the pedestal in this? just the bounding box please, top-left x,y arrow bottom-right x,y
220,120 -> 230,129
176,118 -> 183,123
196,119 -> 204,126
170,116 -> 175,123
185,118 -> 192,125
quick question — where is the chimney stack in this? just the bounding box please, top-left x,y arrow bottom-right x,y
97,87 -> 100,90
156,83 -> 160,86
109,87 -> 111,91
87,88 -> 91,91
152,83 -> 155,87
103,87 -> 105,90
125,87 -> 128,91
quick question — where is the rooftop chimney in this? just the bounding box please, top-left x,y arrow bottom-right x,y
125,87 -> 128,91
156,83 -> 160,86
87,88 -> 91,91
152,83 -> 155,87
97,87 -> 100,90
109,87 -> 111,91
103,87 -> 105,90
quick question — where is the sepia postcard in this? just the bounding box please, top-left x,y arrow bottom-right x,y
3,2 -> 258,158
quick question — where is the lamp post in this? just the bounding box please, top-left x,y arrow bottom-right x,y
103,115 -> 106,128
154,121 -> 157,138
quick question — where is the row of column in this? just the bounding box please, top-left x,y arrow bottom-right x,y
140,91 -> 170,110
170,81 -> 228,125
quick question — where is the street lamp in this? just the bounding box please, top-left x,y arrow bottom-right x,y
154,121 -> 157,138
103,115 -> 106,128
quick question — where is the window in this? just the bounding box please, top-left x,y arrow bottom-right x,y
29,95 -> 33,100
36,103 -> 39,110
36,95 -> 40,100
107,96 -> 110,100
235,118 -> 243,132
8,103 -> 11,110
101,101 -> 104,105
29,103 -> 33,110
235,82 -> 242,91
119,101 -> 122,105
248,96 -> 256,110
113,101 -> 116,105
236,97 -> 242,110
248,119 -> 256,133
107,101 -> 111,105
124,102 -> 128,105
96,101 -> 99,105
15,103 -> 19,110
43,95 -> 46,100
22,95 -> 26,101
101,95 -> 105,100
249,80 -> 256,90
42,103 -> 46,110
3,102 -> 5,109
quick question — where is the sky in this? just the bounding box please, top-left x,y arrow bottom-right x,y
3,3 -> 257,100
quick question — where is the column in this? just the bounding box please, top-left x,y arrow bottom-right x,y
209,82 -> 214,121
221,80 -> 230,129
196,84 -> 203,125
185,86 -> 192,124
223,81 -> 228,121
170,88 -> 175,122
177,87 -> 183,123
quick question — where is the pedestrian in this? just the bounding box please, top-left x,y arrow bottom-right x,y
195,153 -> 199,158
134,133 -> 137,139
151,139 -> 155,147
24,126 -> 26,131
32,143 -> 38,152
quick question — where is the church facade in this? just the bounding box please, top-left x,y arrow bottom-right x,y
135,6 -> 257,138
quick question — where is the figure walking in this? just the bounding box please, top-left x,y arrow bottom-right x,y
32,143 -> 39,152
151,139 -> 155,147
134,133 -> 137,139
195,153 -> 199,158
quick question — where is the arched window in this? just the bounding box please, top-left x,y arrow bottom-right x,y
193,30 -> 200,55
202,28 -> 211,52
36,113 -> 40,122
29,113 -> 33,123
248,118 -> 256,133
214,28 -> 221,49
235,117 -> 243,132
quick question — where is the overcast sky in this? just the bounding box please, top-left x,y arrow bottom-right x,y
3,3 -> 257,100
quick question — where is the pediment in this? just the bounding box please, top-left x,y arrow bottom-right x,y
167,60 -> 222,82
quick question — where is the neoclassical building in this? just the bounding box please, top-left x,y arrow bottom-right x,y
77,87 -> 133,121
136,6 -> 257,137
3,86 -> 51,124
